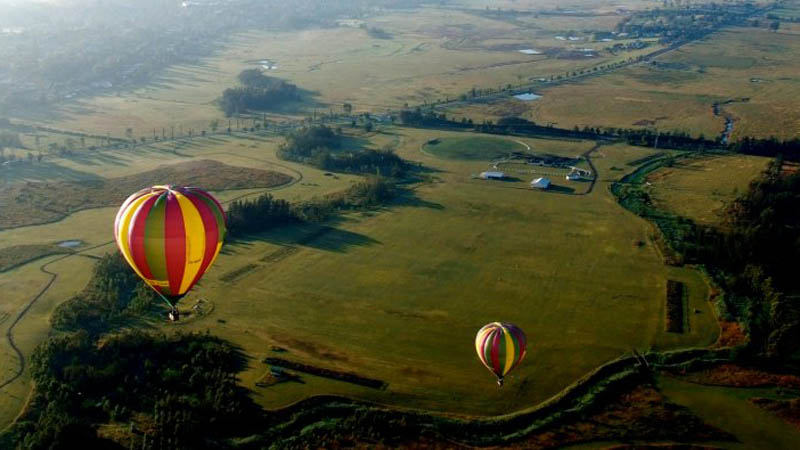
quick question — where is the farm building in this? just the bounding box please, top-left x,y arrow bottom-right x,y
566,167 -> 592,181
531,177 -> 551,189
480,171 -> 505,180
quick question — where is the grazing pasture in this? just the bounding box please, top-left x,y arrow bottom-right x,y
0,127 -> 725,425
646,154 -> 771,226
444,25 -> 800,142
422,136 -> 529,160
8,6 -> 642,138
166,129 -> 720,415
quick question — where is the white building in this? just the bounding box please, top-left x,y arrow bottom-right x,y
531,177 -> 551,189
480,171 -> 505,180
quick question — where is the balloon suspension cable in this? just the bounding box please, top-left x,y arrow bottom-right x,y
148,286 -> 174,309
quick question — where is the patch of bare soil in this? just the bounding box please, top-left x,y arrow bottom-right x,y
674,364 -> 800,389
0,160 -> 292,229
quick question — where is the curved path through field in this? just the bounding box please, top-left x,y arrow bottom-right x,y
0,146 -> 307,426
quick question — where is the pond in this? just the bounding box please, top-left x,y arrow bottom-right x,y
57,240 -> 83,248
518,49 -> 541,55
513,93 -> 542,101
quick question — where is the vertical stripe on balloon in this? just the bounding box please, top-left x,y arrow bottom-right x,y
175,191 -> 206,294
164,193 -> 186,297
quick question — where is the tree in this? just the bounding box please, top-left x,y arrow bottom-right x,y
343,103 -> 353,115
770,21 -> 780,32
209,119 -> 219,133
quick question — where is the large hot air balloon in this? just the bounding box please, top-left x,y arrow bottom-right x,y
114,185 -> 226,320
475,322 -> 527,387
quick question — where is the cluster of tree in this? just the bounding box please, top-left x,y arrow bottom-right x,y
616,3 -> 762,44
220,69 -> 300,116
226,194 -> 296,238
365,26 -> 392,39
0,131 -> 22,149
616,157 -> 800,359
7,330 -> 258,449
729,137 -> 800,161
50,253 -> 159,336
227,177 -> 398,235
278,125 -> 408,176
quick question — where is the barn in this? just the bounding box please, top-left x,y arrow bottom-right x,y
531,177 -> 551,189
480,171 -> 505,180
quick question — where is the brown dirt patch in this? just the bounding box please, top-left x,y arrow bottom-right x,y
0,160 -> 293,229
676,364 -> 800,389
714,321 -> 748,348
749,397 -> 800,430
512,386 -> 731,449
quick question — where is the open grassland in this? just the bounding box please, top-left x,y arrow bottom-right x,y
12,6 -> 642,138
156,128 -> 720,416
0,256 -> 96,430
646,154 -> 771,226
0,134 -> 363,430
422,135 -> 529,160
446,25 -> 800,141
0,159 -> 291,229
0,128 -> 721,426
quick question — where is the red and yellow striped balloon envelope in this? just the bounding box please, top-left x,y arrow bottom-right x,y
114,185 -> 227,306
475,322 -> 527,386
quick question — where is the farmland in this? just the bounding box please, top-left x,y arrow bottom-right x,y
1,0 -> 799,447
0,127 -> 723,423
646,154 -> 771,226
444,24 -> 800,141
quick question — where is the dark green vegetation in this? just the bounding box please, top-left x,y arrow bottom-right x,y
614,156 -> 800,360
50,254 -> 159,336
666,280 -> 686,333
12,331 -> 257,450
227,177 -> 397,237
278,126 -> 408,176
220,70 -> 302,117
423,136 -> 526,161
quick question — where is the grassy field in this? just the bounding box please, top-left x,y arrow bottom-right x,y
8,5 -> 646,138
0,127 -> 724,427
646,154 -> 771,226
422,136 -> 528,160
162,128 -> 721,416
444,24 -> 800,141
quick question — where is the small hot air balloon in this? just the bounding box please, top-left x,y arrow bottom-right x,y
475,322 -> 527,387
114,185 -> 226,320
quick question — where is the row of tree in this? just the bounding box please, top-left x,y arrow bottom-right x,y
227,177 -> 398,237
615,157 -> 800,359
278,125 -> 409,176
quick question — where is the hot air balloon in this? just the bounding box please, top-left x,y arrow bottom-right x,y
475,322 -> 527,387
114,185 -> 226,321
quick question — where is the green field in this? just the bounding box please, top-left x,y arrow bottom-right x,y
646,154 -> 771,226
0,128 -> 723,426
422,136 -> 528,160
444,24 -> 800,141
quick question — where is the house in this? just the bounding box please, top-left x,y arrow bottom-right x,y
480,171 -> 505,180
531,177 -> 551,189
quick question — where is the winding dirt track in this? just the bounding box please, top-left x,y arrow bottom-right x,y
0,146 -> 303,397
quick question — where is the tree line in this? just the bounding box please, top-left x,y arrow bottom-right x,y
615,157 -> 800,360
397,108 -> 800,158
220,69 -> 301,117
277,125 -> 409,177
226,177 -> 397,237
